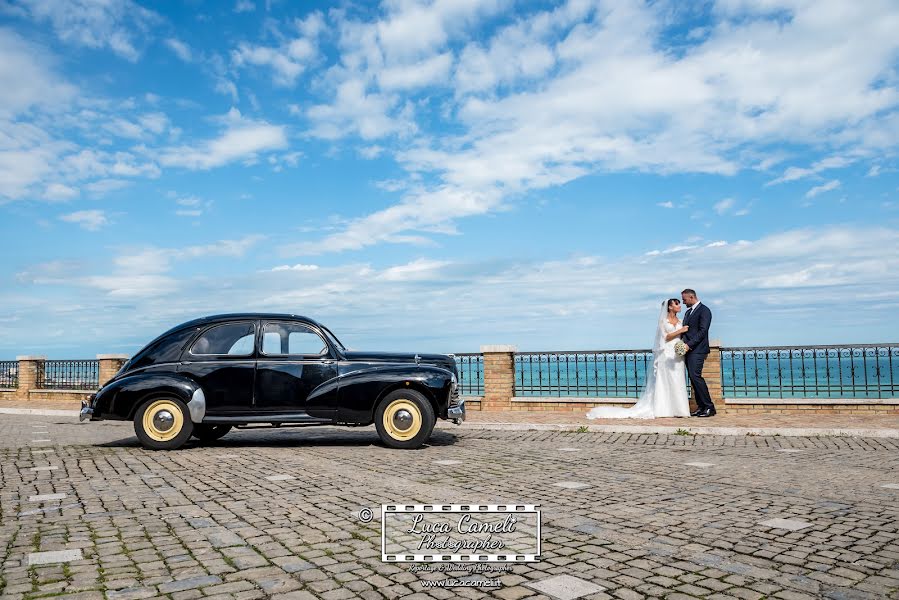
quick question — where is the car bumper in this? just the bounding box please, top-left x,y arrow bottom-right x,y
80,395 -> 95,422
448,398 -> 465,424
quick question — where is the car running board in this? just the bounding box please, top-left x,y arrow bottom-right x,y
202,413 -> 334,425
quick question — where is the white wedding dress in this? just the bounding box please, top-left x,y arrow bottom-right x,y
587,309 -> 690,419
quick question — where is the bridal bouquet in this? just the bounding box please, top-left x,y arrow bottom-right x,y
674,340 -> 688,356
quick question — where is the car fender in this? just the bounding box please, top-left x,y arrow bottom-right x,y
336,364 -> 453,423
93,372 -> 206,423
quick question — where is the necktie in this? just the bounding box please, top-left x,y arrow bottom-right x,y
685,307 -> 693,321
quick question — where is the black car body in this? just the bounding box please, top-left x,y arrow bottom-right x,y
81,314 -> 464,449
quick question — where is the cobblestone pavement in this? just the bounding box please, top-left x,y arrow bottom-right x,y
2,415 -> 899,600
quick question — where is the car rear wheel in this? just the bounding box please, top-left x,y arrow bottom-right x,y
134,397 -> 193,450
374,389 -> 435,449
191,424 -> 232,442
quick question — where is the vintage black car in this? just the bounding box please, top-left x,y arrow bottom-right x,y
80,314 -> 464,449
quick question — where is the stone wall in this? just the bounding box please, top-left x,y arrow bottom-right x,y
0,355 -> 127,411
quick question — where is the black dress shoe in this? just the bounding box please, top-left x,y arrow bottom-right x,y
690,409 -> 702,417
697,409 -> 716,417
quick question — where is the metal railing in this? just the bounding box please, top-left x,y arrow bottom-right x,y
37,360 -> 100,390
0,361 -> 17,388
515,350 -> 658,397
721,344 -> 899,398
454,353 -> 484,396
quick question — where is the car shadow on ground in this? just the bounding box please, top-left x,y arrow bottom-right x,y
97,428 -> 460,449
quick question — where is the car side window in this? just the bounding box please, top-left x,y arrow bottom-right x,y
191,322 -> 256,356
262,322 -> 328,356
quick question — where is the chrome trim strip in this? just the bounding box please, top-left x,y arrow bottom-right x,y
189,388 -> 206,423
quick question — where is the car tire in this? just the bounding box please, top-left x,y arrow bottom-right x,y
191,424 -> 232,442
374,389 -> 435,449
133,397 -> 194,450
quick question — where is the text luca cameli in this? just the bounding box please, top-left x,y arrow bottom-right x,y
381,504 -> 541,562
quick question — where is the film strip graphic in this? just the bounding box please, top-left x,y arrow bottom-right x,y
381,504 -> 541,563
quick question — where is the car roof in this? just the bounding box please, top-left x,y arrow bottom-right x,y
176,313 -> 324,329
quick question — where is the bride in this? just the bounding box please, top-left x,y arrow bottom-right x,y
587,299 -> 690,419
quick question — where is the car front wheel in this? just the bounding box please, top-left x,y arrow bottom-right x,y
191,424 -> 232,443
134,397 -> 193,450
374,389 -> 435,449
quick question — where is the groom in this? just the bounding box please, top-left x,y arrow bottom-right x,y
681,289 -> 715,417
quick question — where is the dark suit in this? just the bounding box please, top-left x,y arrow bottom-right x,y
682,303 -> 713,411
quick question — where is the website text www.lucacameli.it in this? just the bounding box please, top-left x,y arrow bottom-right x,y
420,579 -> 503,588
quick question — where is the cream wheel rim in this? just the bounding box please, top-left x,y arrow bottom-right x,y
383,399 -> 422,441
142,399 -> 184,442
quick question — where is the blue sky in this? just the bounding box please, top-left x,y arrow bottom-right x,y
1,0 -> 898,358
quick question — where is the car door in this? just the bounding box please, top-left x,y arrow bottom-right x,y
254,321 -> 338,417
181,321 -> 257,413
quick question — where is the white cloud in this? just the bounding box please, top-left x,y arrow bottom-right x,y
85,179 -> 130,195
713,198 -> 735,215
381,258 -> 449,281
307,79 -> 416,140
43,182 -> 79,201
378,52 -> 453,90
270,263 -> 319,272
10,0 -> 161,61
231,11 -> 324,86
805,179 -> 841,198
60,209 -> 109,231
657,201 -> 674,208
160,108 -> 288,170
164,38 -> 192,62
0,28 -> 77,116
234,0 -> 255,13
767,155 -> 855,185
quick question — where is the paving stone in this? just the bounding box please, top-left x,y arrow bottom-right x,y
684,462 -> 715,468
265,474 -> 295,481
759,518 -> 813,531
553,481 -> 591,489
525,574 -> 606,600
28,492 -> 68,501
27,549 -> 83,565
157,575 -> 223,594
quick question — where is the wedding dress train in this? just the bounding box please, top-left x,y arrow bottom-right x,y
586,310 -> 690,419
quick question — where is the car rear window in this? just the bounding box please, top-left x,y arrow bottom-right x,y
130,327 -> 198,370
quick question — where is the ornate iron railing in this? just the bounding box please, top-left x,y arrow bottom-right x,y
515,350 -> 666,397
0,361 -> 17,388
721,345 -> 899,398
37,360 -> 100,390
454,353 -> 484,396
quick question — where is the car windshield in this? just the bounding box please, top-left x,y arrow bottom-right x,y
319,324 -> 346,352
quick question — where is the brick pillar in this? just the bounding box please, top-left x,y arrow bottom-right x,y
481,345 -> 516,411
689,341 -> 724,413
15,355 -> 46,402
706,340 -> 724,413
97,354 -> 129,387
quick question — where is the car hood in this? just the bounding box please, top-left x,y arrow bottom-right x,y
342,351 -> 456,374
